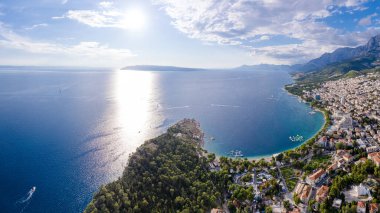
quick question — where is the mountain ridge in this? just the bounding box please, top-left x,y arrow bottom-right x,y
299,34 -> 380,72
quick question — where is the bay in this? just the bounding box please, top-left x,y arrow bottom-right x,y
0,68 -> 323,212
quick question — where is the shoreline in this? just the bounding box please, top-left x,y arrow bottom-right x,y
212,83 -> 328,162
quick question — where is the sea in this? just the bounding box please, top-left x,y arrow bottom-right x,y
0,67 -> 324,212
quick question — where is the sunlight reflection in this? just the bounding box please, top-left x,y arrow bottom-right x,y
114,70 -> 156,150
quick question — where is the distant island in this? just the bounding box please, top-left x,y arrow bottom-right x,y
121,64 -> 294,72
121,65 -> 205,71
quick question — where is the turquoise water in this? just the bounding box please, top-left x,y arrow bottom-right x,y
0,68 -> 323,212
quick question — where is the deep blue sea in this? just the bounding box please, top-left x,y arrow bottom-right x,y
0,68 -> 324,212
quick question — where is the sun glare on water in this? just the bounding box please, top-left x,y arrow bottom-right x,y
114,70 -> 157,151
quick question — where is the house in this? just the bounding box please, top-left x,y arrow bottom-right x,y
327,162 -> 338,173
368,152 -> 380,166
316,185 -> 329,202
299,185 -> 312,203
356,183 -> 370,197
343,153 -> 353,163
356,157 -> 367,165
306,169 -> 327,186
335,150 -> 349,161
295,183 -> 306,195
332,199 -> 342,208
289,207 -> 301,213
367,146 -> 380,153
317,136 -> 329,148
370,203 -> 379,213
357,201 -> 366,213
338,158 -> 346,168
211,208 -> 225,213
357,139 -> 367,149
294,183 -> 312,203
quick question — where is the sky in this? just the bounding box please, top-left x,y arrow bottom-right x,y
0,0 -> 380,68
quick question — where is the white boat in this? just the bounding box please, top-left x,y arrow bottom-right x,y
289,135 -> 304,142
228,150 -> 244,157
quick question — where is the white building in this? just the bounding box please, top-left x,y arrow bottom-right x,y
356,183 -> 370,197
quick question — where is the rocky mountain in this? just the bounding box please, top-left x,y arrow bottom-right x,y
232,64 -> 292,72
300,34 -> 380,72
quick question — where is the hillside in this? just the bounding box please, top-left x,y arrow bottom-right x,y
295,57 -> 378,83
84,119 -> 225,212
293,34 -> 380,83
231,64 -> 292,72
299,34 -> 380,72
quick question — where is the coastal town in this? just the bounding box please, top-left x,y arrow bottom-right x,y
208,72 -> 380,213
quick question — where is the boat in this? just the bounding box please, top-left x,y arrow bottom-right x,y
234,151 -> 244,157
31,186 -> 36,193
289,135 -> 304,142
309,111 -> 316,115
228,150 -> 244,158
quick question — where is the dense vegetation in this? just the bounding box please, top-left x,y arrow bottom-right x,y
316,160 -> 380,212
85,120 -> 225,212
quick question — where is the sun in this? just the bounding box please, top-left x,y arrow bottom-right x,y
122,8 -> 146,31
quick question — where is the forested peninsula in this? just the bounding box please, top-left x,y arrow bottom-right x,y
85,119 -> 226,212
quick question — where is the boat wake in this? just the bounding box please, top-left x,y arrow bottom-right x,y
166,106 -> 190,110
15,187 -> 36,213
211,104 -> 240,108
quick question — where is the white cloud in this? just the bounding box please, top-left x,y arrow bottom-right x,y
0,22 -> 135,65
52,15 -> 65,20
61,0 -> 68,5
358,13 -> 377,26
25,23 -> 48,30
259,35 -> 270,41
153,0 -> 376,63
58,4 -> 131,29
99,1 -> 114,9
65,10 -> 121,28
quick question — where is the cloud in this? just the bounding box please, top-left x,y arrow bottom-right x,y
52,15 -> 65,20
25,23 -> 48,30
57,2 -> 127,29
99,1 -> 114,8
61,0 -> 68,5
259,35 -> 270,41
358,13 -> 377,26
153,0 -> 377,63
0,22 -> 135,65
65,10 -> 121,28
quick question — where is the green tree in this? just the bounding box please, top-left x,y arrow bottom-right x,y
265,206 -> 273,213
284,200 -> 291,211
